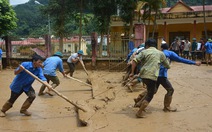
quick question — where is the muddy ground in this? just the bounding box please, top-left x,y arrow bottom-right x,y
0,62 -> 212,132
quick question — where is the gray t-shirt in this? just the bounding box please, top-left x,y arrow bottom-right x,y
67,53 -> 82,63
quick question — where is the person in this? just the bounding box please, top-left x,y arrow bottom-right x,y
65,50 -> 86,77
170,37 -> 180,56
0,48 -> 2,71
183,39 -> 191,59
122,47 -> 138,85
38,51 -> 66,96
122,43 -> 144,86
125,44 -> 146,92
204,38 -> 212,66
134,43 -> 201,112
179,40 -> 184,57
128,34 -> 135,52
130,38 -> 170,118
0,54 -> 47,117
191,38 -> 198,60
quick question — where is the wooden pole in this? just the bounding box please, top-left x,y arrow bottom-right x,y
20,65 -> 87,112
82,65 -> 89,76
66,75 -> 92,87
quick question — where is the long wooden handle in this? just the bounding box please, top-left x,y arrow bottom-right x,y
66,75 -> 92,87
109,60 -> 125,70
20,65 -> 87,112
82,65 -> 89,76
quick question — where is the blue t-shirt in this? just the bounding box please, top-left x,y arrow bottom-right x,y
0,49 -> 2,59
126,48 -> 137,62
10,62 -> 46,93
205,42 -> 212,54
128,41 -> 134,51
159,50 -> 195,77
43,56 -> 64,76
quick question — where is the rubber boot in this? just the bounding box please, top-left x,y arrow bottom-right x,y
38,85 -> 46,96
136,100 -> 149,118
163,95 -> 177,112
70,72 -> 73,77
0,101 -> 13,117
134,90 -> 147,107
20,100 -> 32,116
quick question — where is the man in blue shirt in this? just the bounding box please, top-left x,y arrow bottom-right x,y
205,38 -> 212,65
0,48 -> 2,71
134,43 -> 201,113
0,54 -> 47,117
38,52 -> 66,96
130,39 -> 170,118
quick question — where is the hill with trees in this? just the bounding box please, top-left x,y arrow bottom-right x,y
10,0 -> 212,39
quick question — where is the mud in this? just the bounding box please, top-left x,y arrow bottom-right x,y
0,62 -> 212,132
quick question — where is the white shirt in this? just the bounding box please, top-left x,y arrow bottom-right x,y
184,41 -> 191,51
67,53 -> 82,63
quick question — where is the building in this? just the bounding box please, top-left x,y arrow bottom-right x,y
111,0 -> 212,48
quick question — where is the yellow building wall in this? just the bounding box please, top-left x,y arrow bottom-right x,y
169,4 -> 191,13
110,26 -> 125,33
111,21 -> 212,49
149,22 -> 212,44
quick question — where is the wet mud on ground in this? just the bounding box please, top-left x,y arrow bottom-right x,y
0,62 -> 212,132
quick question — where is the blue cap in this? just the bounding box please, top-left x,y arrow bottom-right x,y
54,51 -> 63,58
77,50 -> 84,55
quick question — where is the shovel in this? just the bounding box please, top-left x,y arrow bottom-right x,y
20,65 -> 87,112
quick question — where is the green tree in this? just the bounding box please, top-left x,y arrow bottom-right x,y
41,0 -> 74,52
203,0 -> 208,39
91,0 -> 117,57
42,0 -> 92,52
0,0 -> 17,37
118,0 -> 137,42
13,1 -> 47,38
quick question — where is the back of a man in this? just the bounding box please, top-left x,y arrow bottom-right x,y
205,39 -> 212,65
138,47 -> 169,81
130,38 -> 170,118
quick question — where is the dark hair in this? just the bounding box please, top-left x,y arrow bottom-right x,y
31,54 -> 43,62
145,38 -> 157,48
161,44 -> 169,50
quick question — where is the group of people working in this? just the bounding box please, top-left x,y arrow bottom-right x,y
0,37 -> 207,118
123,38 -> 201,118
0,50 -> 86,117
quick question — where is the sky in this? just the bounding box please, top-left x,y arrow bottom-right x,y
10,0 -> 29,5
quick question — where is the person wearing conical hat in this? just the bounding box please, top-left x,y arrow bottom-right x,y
38,51 -> 66,96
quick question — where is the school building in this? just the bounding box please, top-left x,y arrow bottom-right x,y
110,0 -> 212,48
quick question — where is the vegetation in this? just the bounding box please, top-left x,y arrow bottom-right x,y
10,0 -> 212,40
0,0 -> 17,37
91,0 -> 117,57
